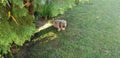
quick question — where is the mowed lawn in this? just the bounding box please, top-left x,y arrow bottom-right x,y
16,0 -> 120,58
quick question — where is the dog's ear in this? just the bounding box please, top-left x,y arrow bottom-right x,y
54,21 -> 57,24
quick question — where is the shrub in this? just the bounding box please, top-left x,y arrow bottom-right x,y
34,0 -> 76,19
0,0 -> 35,57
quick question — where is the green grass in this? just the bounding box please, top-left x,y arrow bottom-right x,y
16,0 -> 120,58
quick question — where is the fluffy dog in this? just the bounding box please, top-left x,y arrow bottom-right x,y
53,20 -> 67,31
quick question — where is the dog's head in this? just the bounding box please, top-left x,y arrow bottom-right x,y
60,20 -> 67,30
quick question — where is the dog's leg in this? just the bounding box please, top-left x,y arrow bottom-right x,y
58,28 -> 61,31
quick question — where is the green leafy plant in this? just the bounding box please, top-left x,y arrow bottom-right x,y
34,0 -> 76,19
34,0 -> 52,19
0,0 -> 35,57
51,0 -> 76,16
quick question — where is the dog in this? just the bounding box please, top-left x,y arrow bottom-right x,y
53,20 -> 67,31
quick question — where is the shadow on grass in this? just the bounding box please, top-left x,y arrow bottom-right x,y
31,27 -> 55,40
15,26 -> 58,58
